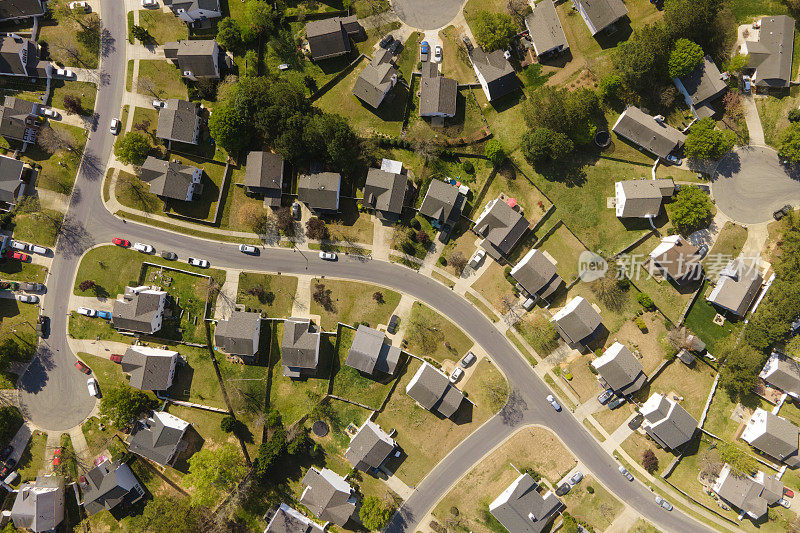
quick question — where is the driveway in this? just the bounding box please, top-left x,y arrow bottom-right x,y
712,145 -> 800,224
391,0 -> 466,30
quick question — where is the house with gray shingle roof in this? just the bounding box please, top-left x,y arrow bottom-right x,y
649,235 -> 703,285
163,0 -> 221,24
345,420 -> 396,472
298,172 -> 341,214
406,362 -> 464,418
419,76 -> 458,118
281,318 -> 322,377
352,51 -> 398,109
0,0 -> 45,22
511,249 -> 562,300
300,467 -> 358,527
0,34 -> 39,77
419,179 -> 464,229
741,408 -> 800,467
164,40 -> 220,79
120,345 -> 179,391
139,156 -> 202,202
473,196 -> 530,260
674,56 -> 727,118
592,342 -> 646,396
469,48 -> 517,102
712,464 -> 782,520
524,0 -> 568,57
305,16 -> 362,61
363,162 -> 410,221
707,258 -> 762,317
0,154 -> 32,210
244,151 -> 284,206
345,324 -> 401,377
489,473 -> 564,533
615,179 -> 674,219
82,460 -> 145,516
612,106 -> 686,160
550,296 -> 601,345
214,310 -> 261,363
572,0 -> 628,36
640,393 -> 697,450
265,503 -> 324,533
10,475 -> 64,533
128,411 -> 191,467
112,286 -> 167,335
760,351 -> 800,400
156,99 -> 200,145
743,15 -> 795,89
0,96 -> 40,143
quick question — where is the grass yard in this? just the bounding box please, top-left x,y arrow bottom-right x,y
549,279 -> 641,340
562,476 -> 624,531
757,85 -> 800,148
137,9 -> 188,44
322,199 -> 375,246
218,180 -> 273,232
0,261 -> 46,283
164,404 -> 244,461
406,87 -> 486,143
705,222 -> 748,270
438,25 -> 475,83
376,357 -> 507,486
11,208 -> 63,247
703,387 -> 769,442
594,402 -> 636,434
565,354 -> 602,403
81,416 -> 118,462
684,280 -> 743,355
0,297 -> 39,387
50,80 -> 97,114
115,169 -> 162,213
217,356 -> 267,455
620,430 -> 675,476
396,32 -> 421,80
131,106 -> 160,139
404,301 -> 474,363
728,0 -> 789,22
636,360 -> 717,419
475,163 -> 552,230
163,155 -> 228,222
38,4 -> 99,68
13,431 -> 47,485
309,278 -> 400,331
237,272 -> 298,317
136,60 -> 188,100
78,352 -> 128,391
471,262 -> 516,314
68,314 -> 133,342
22,123 -> 87,194
167,346 -> 227,409
537,223 -> 589,284
613,312 -> 671,375
308,396 -> 373,461
513,309 -> 561,358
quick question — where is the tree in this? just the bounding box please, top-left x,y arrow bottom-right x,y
216,17 -> 243,52
286,431 -> 309,455
684,117 -> 736,160
449,252 -> 468,276
642,449 -> 658,473
667,186 -> 714,235
256,426 -> 287,478
184,444 -> 246,507
779,123 -> 800,163
244,49 -> 259,77
416,230 -> 430,245
590,275 -> 626,311
484,139 -> 506,166
0,406 -> 23,444
37,125 -> 75,154
99,385 -> 158,428
613,23 -> 670,94
521,127 -> 574,164
76,15 -> 101,55
662,0 -> 727,57
719,344 -> 764,400
220,415 -> 236,433
275,206 -> 295,235
305,217 -> 329,240
125,496 -> 203,533
719,443 -> 758,475
244,0 -> 277,40
359,496 -> 393,531
312,283 -> 334,311
723,54 -> 749,74
114,131 -> 151,166
62,95 -> 83,115
117,171 -> 159,212
78,280 -> 96,292
372,291 -> 384,303
668,38 -> 704,78
130,24 -> 151,44
471,11 -> 516,51
524,86 -> 600,144
598,74 -> 623,107
208,101 -> 249,155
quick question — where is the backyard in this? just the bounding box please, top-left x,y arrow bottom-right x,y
136,60 -> 188,101
22,123 -> 87,194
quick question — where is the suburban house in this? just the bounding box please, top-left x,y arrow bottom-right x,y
112,286 -> 167,335
649,235 -> 703,285
0,96 -> 40,143
345,324 -> 402,378
156,99 -> 200,145
265,503 -> 324,533
419,76 -> 458,118
418,179 -> 464,229
139,156 -> 202,202
81,460 -> 145,516
0,154 -> 33,210
164,39 -> 220,79
612,106 -> 686,160
0,34 -> 39,77
524,0 -> 569,57
741,408 -> 800,467
760,351 -> 800,399
468,48 -> 518,101
673,56 -> 727,118
706,258 -> 763,317
489,473 -> 565,533
0,0 -> 45,22
214,310 -> 262,363
614,179 -> 674,219
352,49 -> 398,109
281,317 -> 322,378
421,60 -> 439,78
591,342 -> 647,396
128,411 -> 191,467
305,16 -> 362,61
550,296 -> 602,345
163,0 -> 221,24
297,172 -> 341,214
299,467 -> 358,527
511,249 -> 562,300
712,464 -> 783,520
572,0 -> 628,36
362,160 -> 410,221
344,420 -> 397,472
640,393 -> 698,450
9,476 -> 64,533
473,196 -> 530,260
405,362 -> 465,418
120,345 -> 179,391
244,151 -> 284,206
742,15 -> 796,89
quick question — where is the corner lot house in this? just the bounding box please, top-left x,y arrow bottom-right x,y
164,39 -> 220,80
112,286 -> 167,335
305,16 -> 362,61
244,151 -> 284,207
265,503 -> 324,533
418,179 -> 464,229
673,56 -> 727,118
345,324 -> 401,377
345,420 -> 396,472
468,48 -> 517,102
0,154 -> 33,210
741,408 -> 800,467
0,34 -> 40,77
572,0 -> 628,36
649,235 -> 703,285
163,0 -> 221,24
419,76 -> 458,118
712,464 -> 782,520
120,345 -> 179,391
592,342 -> 646,396
9,476 -> 64,533
297,172 -> 341,214
128,411 -> 191,467
760,351 -> 800,399
352,49 -> 398,110
743,15 -> 795,90
362,161 -> 410,221
614,179 -> 674,219
706,258 -> 763,317
640,393 -> 698,450
300,467 -> 358,527
139,157 -> 202,202
281,317 -> 322,377
612,106 -> 686,161
82,460 -> 145,516
524,0 -> 568,57
489,473 -> 565,533
473,196 -> 530,260
510,249 -> 562,300
0,96 -> 40,143
405,362 -> 464,418
214,310 -> 262,363
550,296 -> 602,345
0,0 -> 45,22
156,99 -> 200,145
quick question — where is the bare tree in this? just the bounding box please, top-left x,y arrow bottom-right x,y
450,252 -> 468,276
136,76 -> 163,99
117,172 -> 160,213
50,40 -> 90,69
506,0 -> 530,27
37,125 -> 75,154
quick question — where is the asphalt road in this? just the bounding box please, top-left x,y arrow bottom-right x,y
390,0 -> 465,30
14,2 -> 715,532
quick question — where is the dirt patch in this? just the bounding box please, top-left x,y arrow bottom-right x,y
565,354 -> 601,403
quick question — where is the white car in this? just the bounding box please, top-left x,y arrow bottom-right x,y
433,45 -> 443,62
619,466 -> 634,481
188,257 -> 209,268
468,249 -> 486,268
87,377 -> 100,397
568,471 -> 583,486
30,245 -> 48,255
319,251 -> 337,261
133,242 -> 154,254
141,0 -> 158,7
109,118 -> 120,135
546,394 -> 562,412
69,1 -> 90,12
780,498 -> 791,509
76,307 -> 97,317
55,68 -> 74,78
16,294 -> 39,304
9,240 -> 28,252
41,108 -> 58,119
152,100 -> 166,109
449,367 -> 464,383
238,244 -> 257,254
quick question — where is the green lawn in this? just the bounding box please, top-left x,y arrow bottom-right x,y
0,297 -> 39,387
140,265 -> 215,343
114,169 -> 162,213
684,280 -> 743,355
11,209 -> 63,247
38,5 -> 99,68
13,431 -> 47,486
82,416 -> 121,460
636,360 -> 716,419
397,32 -> 421,80
23,123 -> 87,194
0,262 -> 47,283
703,387 -> 769,442
309,278 -> 400,331
728,0 -> 789,22
163,155 -> 228,222
439,25 -> 475,83
78,352 -> 128,391
50,80 -> 97,114
217,351 -> 268,454
136,60 -> 187,100
404,301 -> 474,364
137,9 -> 188,44
167,345 -> 228,408
705,222 -> 748,265
68,314 -> 133,342
536,223 -> 589,284
237,272 -> 298,318
472,261 -> 516,313
406,86 -> 486,143
563,476 -> 624,531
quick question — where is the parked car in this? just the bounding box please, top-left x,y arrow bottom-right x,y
420,41 -> 430,61
388,40 -> 403,55
5,250 -> 28,261
69,1 -> 90,12
608,397 -> 626,410
188,257 -> 209,268
152,100 -> 166,109
697,244 -> 709,259
555,482 -> 570,496
16,294 -> 39,304
30,245 -> 47,255
74,360 -> 91,374
133,242 -> 154,254
20,282 -> 44,292
468,249 -> 486,269
597,388 -> 613,404
112,237 -> 130,247
292,202 -> 302,220
41,108 -> 59,119
655,496 -> 673,511
449,367 -> 464,384
0,459 -> 17,477
110,118 -> 121,135
0,446 -> 12,461
87,377 -> 100,397
239,244 -> 257,255
461,351 -> 476,368
665,154 -> 681,165
743,75 -> 751,93
96,310 -> 112,320
628,413 -> 644,430
55,68 -> 74,78
161,251 -> 177,260
569,471 -> 583,485
619,466 -> 634,481
785,488 -> 795,498
319,251 -> 337,261
9,240 -> 28,252
387,314 -> 399,334
433,45 -> 443,62
142,0 -> 158,6
110,354 -> 123,364
774,204 -> 792,221
780,498 -> 791,509
36,315 -> 48,338
76,307 -> 97,317
379,34 -> 394,48
52,447 -> 62,467
546,394 -> 561,412
462,35 -> 472,49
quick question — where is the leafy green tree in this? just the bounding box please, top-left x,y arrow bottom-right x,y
244,0 -> 278,40
667,186 -> 714,234
130,24 -> 151,44
524,86 -> 600,144
220,415 -> 236,433
244,49 -> 259,77
613,23 -> 670,94
719,443 -> 758,475
0,406 -> 23,444
779,122 -> 800,163
256,426 -> 287,478
723,54 -> 749,73
663,0 -> 726,57
598,74 -> 623,107
114,132 -> 151,166
472,11 -> 516,51
719,345 -> 764,400
668,38 -> 704,78
125,496 -> 202,532
209,102 -> 249,155
521,127 -> 573,164
98,385 -> 158,428
484,139 -> 506,165
359,496 -> 393,530
216,17 -> 243,52
184,444 -> 246,507
684,117 -> 736,160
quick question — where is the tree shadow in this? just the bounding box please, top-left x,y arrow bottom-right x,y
57,216 -> 94,259
100,27 -> 115,58
499,389 -> 526,426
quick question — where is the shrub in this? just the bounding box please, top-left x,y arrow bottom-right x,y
438,256 -> 447,266
635,317 -> 648,333
410,218 -> 421,230
462,160 -> 474,174
637,293 -> 655,309
642,449 -> 658,473
586,485 -> 594,494
616,276 -> 630,290
484,139 -> 506,166
790,109 -> 800,123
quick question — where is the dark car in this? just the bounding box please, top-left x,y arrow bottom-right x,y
388,40 -> 403,55
36,315 -> 48,338
0,446 -> 12,461
292,202 -> 302,220
697,244 -> 709,259
775,205 -> 792,220
628,413 -> 645,430
555,482 -> 571,496
387,314 -> 399,334
608,397 -> 626,410
161,251 -> 178,260
379,34 -> 394,48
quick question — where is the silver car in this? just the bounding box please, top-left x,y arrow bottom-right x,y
188,257 -> 209,268
655,496 -> 673,511
619,466 -> 633,481
16,294 -> 39,304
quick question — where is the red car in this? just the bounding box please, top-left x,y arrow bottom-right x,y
785,488 -> 795,498
74,360 -> 91,375
110,354 -> 123,363
52,448 -> 61,466
4,250 -> 28,261
112,237 -> 130,247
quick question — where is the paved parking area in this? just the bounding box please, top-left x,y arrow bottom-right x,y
392,0 -> 465,30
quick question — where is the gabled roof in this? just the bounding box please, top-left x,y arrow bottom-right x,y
265,503 -> 324,533
713,464 -> 782,519
363,167 -> 407,216
745,16 -> 795,88
10,476 -> 64,533
345,420 -> 396,471
300,467 -> 357,527
112,286 -> 166,333
305,18 -> 352,60
741,408 -> 800,466
244,151 -> 284,206
0,96 -> 38,141
591,342 -> 646,396
649,235 -> 702,284
156,99 -> 198,144
214,310 -> 261,357
760,351 -> 800,398
121,345 -> 178,391
550,296 -> 601,344
707,258 -> 762,317
0,0 -> 44,20
405,362 -> 464,418
139,157 -> 199,201
469,48 -> 517,100
489,473 -> 565,533
474,198 -> 530,259
352,55 -> 397,109
419,76 -> 458,117
676,56 -> 727,108
298,172 -> 341,211
573,0 -> 628,35
510,249 -> 562,299
281,318 -> 321,372
0,35 -> 38,75
524,0 -> 568,56
164,0 -> 221,13
640,393 -> 698,450
0,154 -> 25,204
164,39 -> 219,77
82,460 -> 143,516
612,106 -> 686,160
129,411 -> 190,466
419,179 -> 463,225
345,324 -> 401,376
615,180 -> 665,218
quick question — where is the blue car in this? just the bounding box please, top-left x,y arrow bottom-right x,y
420,41 -> 430,61
96,310 -> 112,320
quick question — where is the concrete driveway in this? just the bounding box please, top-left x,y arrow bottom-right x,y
712,145 -> 800,224
391,0 -> 466,30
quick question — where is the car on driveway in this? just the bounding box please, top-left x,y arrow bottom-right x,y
387,314 -> 399,334
628,413 -> 644,430
461,351 -> 476,368
16,294 -> 39,304
142,0 -> 158,6
96,310 -> 112,320
87,378 -> 100,397
785,488 -> 795,498
780,498 -> 792,508
655,496 -> 673,511
113,237 -> 130,247
319,251 -> 337,261
597,388 -> 613,404
468,249 -> 486,269
774,204 -> 792,220
619,465 -> 634,481
665,154 -> 681,165
55,68 -> 74,78
161,251 -> 177,260
569,471 -> 583,485
434,45 -> 442,62
110,118 -> 121,135
546,394 -> 561,412
379,34 -> 394,48
608,397 -> 626,410
76,307 -> 96,317
420,41 -> 430,61
292,202 -> 302,220
30,245 -> 47,255
5,250 -> 28,261
110,354 -> 123,363
239,244 -> 257,254
555,482 -> 570,496
388,40 -> 403,55
70,1 -> 90,11
74,360 -> 91,374
10,240 -> 28,252
41,108 -> 59,119
152,100 -> 166,109
0,459 -> 16,477
449,367 -> 464,383
188,257 -> 209,268
133,242 -> 154,254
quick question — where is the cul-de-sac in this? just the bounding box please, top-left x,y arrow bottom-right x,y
4,0 -> 800,532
